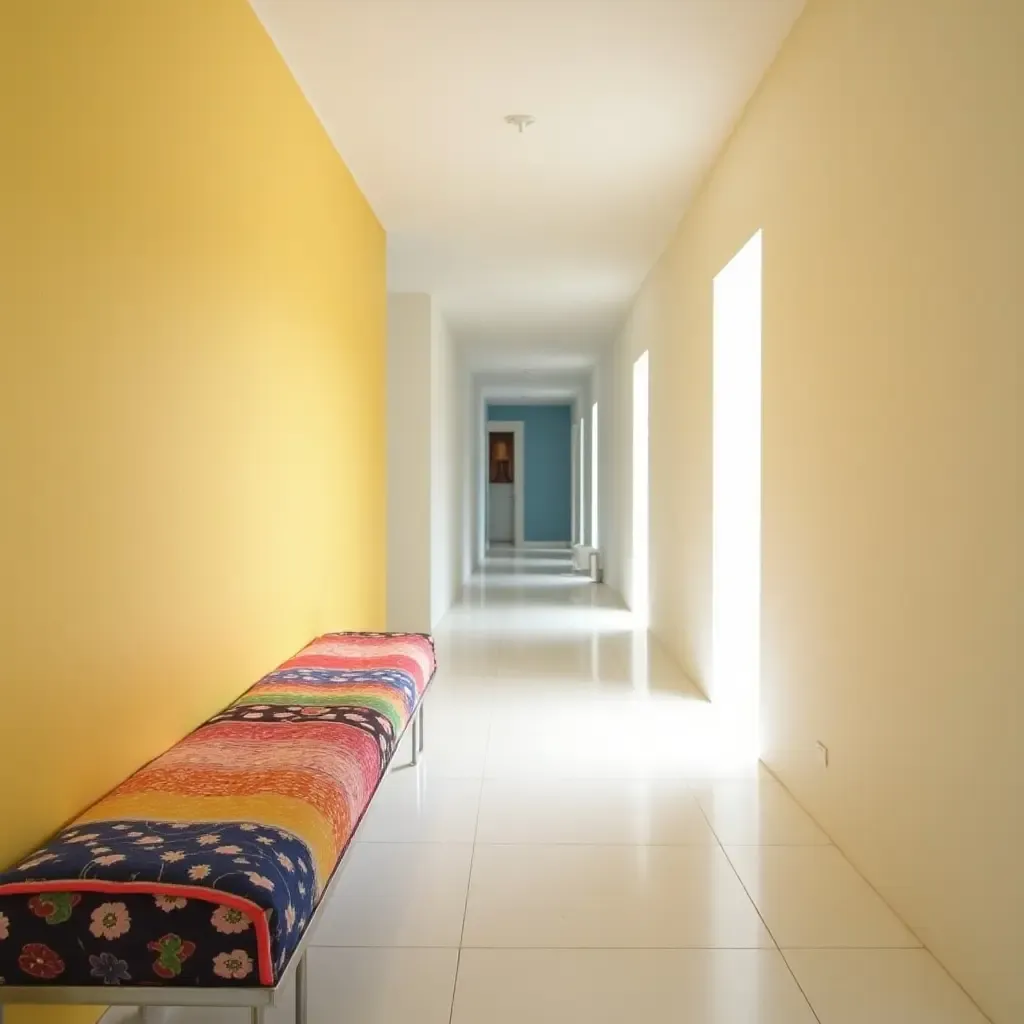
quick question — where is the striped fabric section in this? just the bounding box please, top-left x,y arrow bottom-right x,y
0,632 -> 436,989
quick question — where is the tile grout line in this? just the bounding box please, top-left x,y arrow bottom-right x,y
688,785 -> 823,1024
715,840 -> 824,1024
689,778 -> 978,1020
446,947 -> 463,1024
759,763 -> 922,936
446,718 -> 490,1024
348,567 -> 993,1022
757,763 -> 994,1023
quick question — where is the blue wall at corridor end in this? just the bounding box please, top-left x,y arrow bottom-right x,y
488,404 -> 573,543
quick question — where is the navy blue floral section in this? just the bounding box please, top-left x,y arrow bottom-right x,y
0,821 -> 317,986
0,887 -> 262,987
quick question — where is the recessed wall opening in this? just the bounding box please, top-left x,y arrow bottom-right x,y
578,415 -> 586,546
712,229 -> 763,751
632,351 -> 650,627
590,401 -> 599,550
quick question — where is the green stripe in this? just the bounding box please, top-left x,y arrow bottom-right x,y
234,692 -> 403,726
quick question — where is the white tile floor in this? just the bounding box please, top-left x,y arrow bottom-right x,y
154,550 -> 989,1024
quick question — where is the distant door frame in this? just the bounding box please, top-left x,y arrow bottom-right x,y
486,420 -> 525,548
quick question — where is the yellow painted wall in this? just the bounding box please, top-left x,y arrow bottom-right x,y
0,2 -> 385,1017
628,0 -> 1023,1019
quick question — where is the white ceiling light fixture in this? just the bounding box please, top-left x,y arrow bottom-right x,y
503,113 -> 536,133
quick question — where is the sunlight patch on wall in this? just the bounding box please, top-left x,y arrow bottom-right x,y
591,401 -> 600,549
632,351 -> 650,626
578,416 -> 587,546
712,230 -> 763,751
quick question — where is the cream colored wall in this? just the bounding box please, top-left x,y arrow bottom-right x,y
387,294 -> 466,631
430,307 -> 467,626
609,267 -> 673,622
594,345 -> 617,577
614,246 -> 710,686
628,0 -> 1023,1019
1,5 -> 385,1021
607,314 -> 634,601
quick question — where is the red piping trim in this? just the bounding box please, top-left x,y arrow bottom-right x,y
0,880 -> 275,985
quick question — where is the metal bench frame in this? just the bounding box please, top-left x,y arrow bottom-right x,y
0,704 -> 427,1024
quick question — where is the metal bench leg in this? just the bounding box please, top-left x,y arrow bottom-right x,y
411,709 -> 421,766
295,951 -> 308,1024
417,703 -> 425,753
250,1009 -> 265,1024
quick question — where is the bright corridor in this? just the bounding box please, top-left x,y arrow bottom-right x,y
152,550 -> 986,1024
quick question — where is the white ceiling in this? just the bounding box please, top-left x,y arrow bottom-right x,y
250,0 -> 804,360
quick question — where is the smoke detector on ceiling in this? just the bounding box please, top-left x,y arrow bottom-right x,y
504,114 -> 536,133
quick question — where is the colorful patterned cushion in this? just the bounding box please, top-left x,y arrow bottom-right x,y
0,632 -> 435,988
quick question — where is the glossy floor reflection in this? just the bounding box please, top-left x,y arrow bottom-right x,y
150,550 -> 986,1024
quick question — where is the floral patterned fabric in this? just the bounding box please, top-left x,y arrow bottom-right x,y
0,632 -> 435,988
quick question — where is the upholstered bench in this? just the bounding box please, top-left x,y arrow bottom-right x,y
0,631 -> 436,1024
